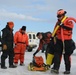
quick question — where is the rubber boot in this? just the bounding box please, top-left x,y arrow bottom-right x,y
46,53 -> 54,66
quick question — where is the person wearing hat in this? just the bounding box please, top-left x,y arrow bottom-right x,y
51,9 -> 76,74
13,26 -> 28,66
1,21 -> 17,69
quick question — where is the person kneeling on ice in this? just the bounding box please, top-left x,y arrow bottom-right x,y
51,9 -> 76,74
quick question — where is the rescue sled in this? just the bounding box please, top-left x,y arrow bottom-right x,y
28,56 -> 49,71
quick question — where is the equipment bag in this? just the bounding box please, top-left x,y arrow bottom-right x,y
33,56 -> 44,67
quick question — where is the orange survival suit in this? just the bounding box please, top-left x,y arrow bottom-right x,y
14,27 -> 28,65
52,17 -> 76,73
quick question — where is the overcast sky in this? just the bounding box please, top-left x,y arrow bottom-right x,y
0,0 -> 76,41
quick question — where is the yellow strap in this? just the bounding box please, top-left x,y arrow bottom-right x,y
52,25 -> 59,37
52,16 -> 67,37
61,16 -> 67,23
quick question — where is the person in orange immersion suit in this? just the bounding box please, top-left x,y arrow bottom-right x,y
51,9 -> 76,74
14,26 -> 28,66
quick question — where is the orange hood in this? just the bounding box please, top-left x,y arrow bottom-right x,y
7,21 -> 14,29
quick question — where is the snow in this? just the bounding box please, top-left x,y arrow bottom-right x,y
0,51 -> 76,75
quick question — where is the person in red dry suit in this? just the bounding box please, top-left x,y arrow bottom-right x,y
14,26 -> 28,66
51,9 -> 76,74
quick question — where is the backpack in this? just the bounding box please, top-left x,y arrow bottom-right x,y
33,56 -> 44,67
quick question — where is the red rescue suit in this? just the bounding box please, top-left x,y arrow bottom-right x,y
14,29 -> 28,64
53,17 -> 76,72
56,18 -> 73,40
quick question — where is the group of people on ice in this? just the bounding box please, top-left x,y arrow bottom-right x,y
0,9 -> 76,74
33,9 -> 76,74
0,22 -> 28,69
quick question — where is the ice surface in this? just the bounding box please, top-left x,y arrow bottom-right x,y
0,51 -> 76,75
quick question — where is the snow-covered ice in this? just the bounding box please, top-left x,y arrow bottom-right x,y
0,51 -> 76,75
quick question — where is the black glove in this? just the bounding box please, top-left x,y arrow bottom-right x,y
33,50 -> 39,56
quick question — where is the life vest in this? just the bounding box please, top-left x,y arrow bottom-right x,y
52,16 -> 67,37
56,17 -> 76,40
